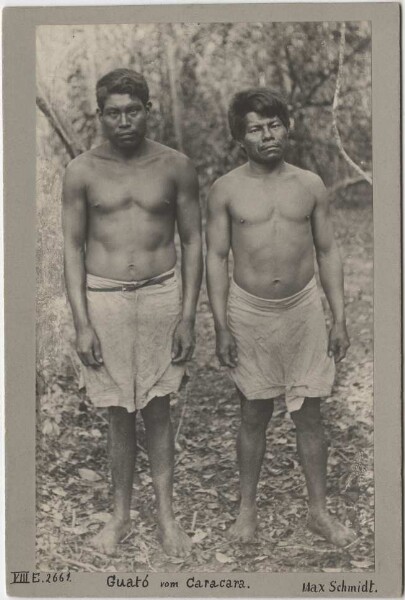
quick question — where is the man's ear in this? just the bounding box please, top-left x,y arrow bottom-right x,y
146,101 -> 152,114
96,108 -> 102,122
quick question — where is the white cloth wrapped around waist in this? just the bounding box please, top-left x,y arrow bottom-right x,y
227,276 -> 335,413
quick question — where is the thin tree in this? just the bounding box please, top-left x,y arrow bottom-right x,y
165,24 -> 184,152
332,22 -> 372,185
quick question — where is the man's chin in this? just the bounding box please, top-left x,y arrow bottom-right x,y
115,137 -> 141,150
257,154 -> 282,165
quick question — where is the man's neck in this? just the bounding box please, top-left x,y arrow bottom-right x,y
108,137 -> 149,161
247,158 -> 286,177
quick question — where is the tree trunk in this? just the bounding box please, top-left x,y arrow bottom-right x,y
165,25 -> 184,152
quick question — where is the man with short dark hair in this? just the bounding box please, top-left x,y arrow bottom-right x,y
63,69 -> 202,556
206,88 -> 355,547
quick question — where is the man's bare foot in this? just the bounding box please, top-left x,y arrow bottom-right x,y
227,506 -> 258,542
159,520 -> 192,558
91,516 -> 131,555
308,511 -> 356,548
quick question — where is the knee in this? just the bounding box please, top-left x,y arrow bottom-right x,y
241,400 -> 273,432
291,399 -> 322,433
108,406 -> 135,430
142,396 -> 170,428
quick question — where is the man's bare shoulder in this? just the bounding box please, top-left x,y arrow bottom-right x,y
153,141 -> 195,169
64,149 -> 98,185
285,163 -> 326,196
209,165 -> 248,202
142,140 -> 196,179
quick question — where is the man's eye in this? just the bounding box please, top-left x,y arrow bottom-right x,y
271,123 -> 280,128
107,111 -> 119,117
128,109 -> 139,116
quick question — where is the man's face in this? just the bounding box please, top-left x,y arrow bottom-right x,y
240,112 -> 288,165
99,93 -> 150,150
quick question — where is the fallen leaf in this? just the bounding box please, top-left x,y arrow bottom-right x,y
215,552 -> 235,564
78,468 -> 102,482
350,560 -> 374,569
192,530 -> 208,543
90,512 -> 111,523
167,556 -> 186,564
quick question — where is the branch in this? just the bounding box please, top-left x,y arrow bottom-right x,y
328,175 -> 370,195
331,23 -> 372,186
36,89 -> 83,159
174,387 -> 189,444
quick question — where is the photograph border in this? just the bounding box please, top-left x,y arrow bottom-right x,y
4,3 -> 402,597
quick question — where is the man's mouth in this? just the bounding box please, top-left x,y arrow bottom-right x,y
261,144 -> 279,151
117,131 -> 137,139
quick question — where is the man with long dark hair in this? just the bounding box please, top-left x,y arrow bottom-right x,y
206,88 -> 355,547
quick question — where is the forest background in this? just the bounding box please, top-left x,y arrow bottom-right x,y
36,21 -> 374,573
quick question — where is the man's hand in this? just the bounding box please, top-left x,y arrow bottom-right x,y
76,325 -> 104,368
216,328 -> 238,368
328,322 -> 350,363
171,319 -> 195,364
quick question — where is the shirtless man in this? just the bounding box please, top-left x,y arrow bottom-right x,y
206,88 -> 355,547
63,69 -> 202,557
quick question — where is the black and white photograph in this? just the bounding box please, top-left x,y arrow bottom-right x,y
36,20 -> 375,574
3,4 -> 401,597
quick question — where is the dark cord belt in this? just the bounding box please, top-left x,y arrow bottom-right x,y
87,271 -> 174,292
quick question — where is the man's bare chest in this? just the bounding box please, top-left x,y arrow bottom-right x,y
86,167 -> 176,215
228,183 -> 314,227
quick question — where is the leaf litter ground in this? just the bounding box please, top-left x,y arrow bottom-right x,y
36,197 -> 374,573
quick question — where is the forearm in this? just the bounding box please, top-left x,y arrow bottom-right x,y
317,247 -> 346,324
180,239 -> 203,323
206,252 -> 230,332
64,246 -> 91,331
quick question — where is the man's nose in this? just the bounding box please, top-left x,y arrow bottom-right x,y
119,112 -> 129,127
262,126 -> 273,140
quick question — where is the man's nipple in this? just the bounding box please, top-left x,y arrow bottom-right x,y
240,218 -> 245,224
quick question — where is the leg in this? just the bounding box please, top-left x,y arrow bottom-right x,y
227,392 -> 274,542
142,395 -> 191,557
291,398 -> 356,547
92,406 -> 136,554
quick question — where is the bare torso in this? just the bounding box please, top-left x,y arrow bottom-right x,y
81,140 -> 180,281
224,163 -> 317,299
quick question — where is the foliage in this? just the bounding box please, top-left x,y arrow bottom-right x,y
36,22 -> 373,572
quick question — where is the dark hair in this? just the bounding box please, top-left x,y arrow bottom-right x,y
96,69 -> 150,111
228,88 -> 289,140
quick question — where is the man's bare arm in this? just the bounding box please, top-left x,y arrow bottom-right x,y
62,159 -> 103,367
311,175 -> 349,362
206,181 -> 237,368
172,156 -> 203,363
